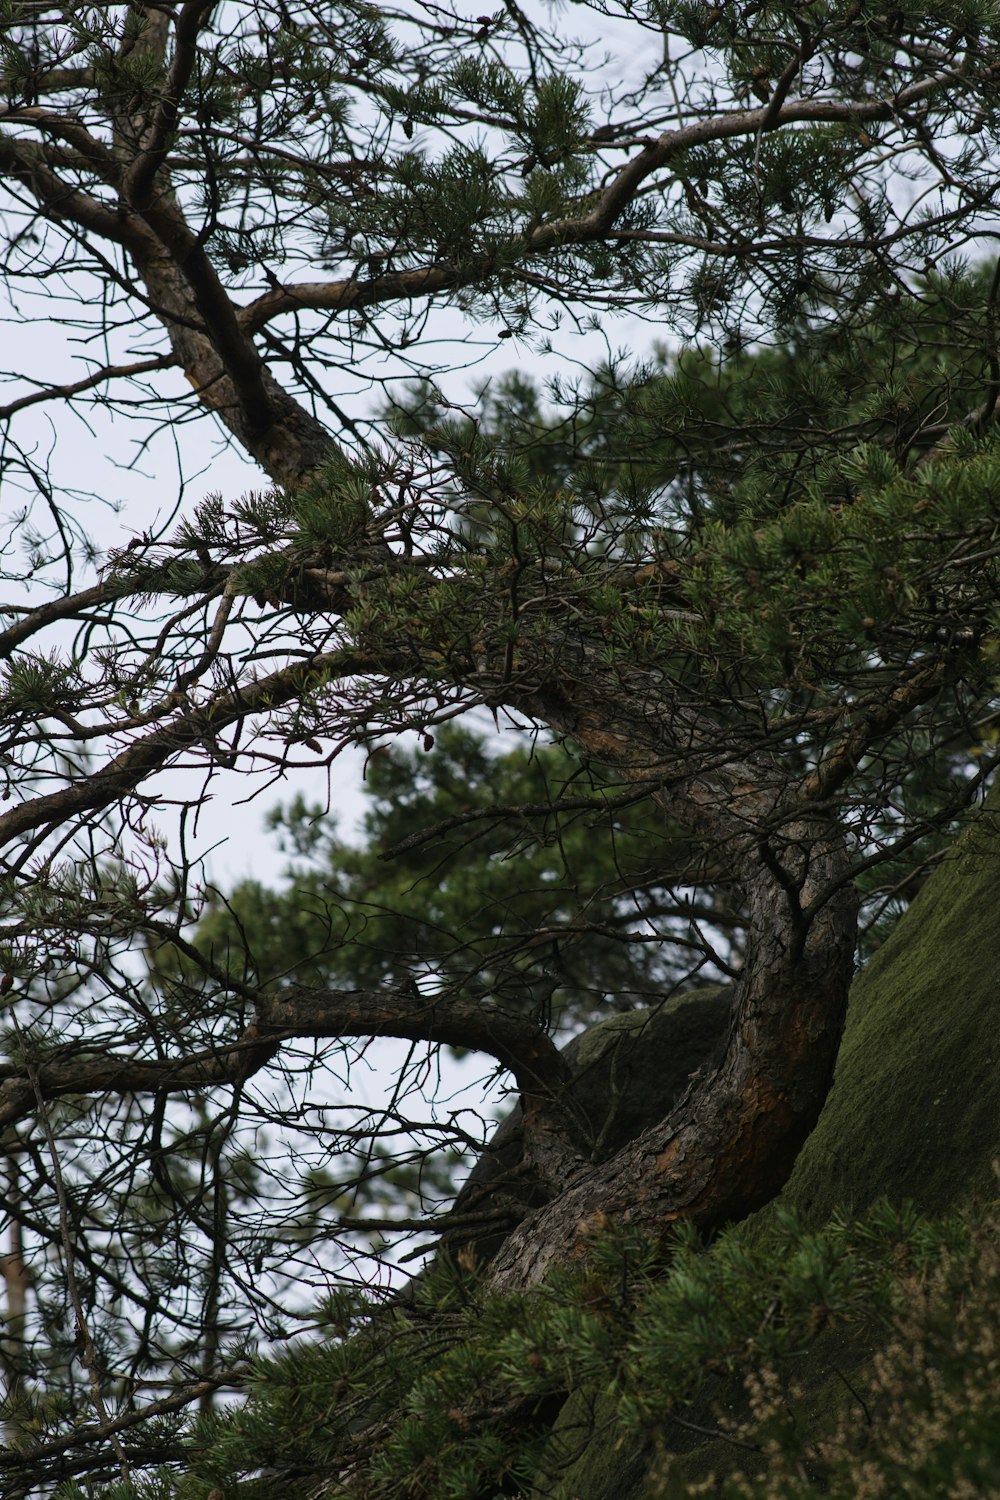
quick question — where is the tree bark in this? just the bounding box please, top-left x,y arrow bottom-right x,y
459,644 -> 860,1281
488,813 -> 857,1288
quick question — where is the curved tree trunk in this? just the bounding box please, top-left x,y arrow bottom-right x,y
455,643 -> 862,1284
489,812 -> 857,1287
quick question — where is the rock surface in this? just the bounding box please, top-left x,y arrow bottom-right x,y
769,781 -> 1000,1228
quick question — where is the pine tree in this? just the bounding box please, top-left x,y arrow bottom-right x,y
2,1 -> 1000,1490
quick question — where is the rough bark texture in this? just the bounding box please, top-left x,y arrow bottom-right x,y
487,813 -> 857,1288
464,644 -> 860,1283
438,987 -> 733,1268
127,221 -> 341,488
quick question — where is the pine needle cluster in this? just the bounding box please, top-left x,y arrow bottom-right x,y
67,1200 -> 999,1500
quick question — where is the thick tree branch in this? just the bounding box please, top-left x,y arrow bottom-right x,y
0,983 -> 570,1128
0,581 -> 123,657
1,116 -> 338,488
554,72 -> 954,246
239,74 -> 957,335
239,263 -> 467,335
129,196 -> 275,431
0,106 -> 121,182
121,0 -> 217,208
257,984 -> 570,1098
801,656 -> 955,809
0,134 -> 129,242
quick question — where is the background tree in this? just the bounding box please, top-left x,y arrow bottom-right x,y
2,0 -> 1000,1490
189,723 -> 738,1021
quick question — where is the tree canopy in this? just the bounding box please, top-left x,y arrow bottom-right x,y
2,0 -> 1000,1492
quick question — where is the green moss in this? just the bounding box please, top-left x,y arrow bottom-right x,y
530,1388 -> 649,1500
770,778 -> 1000,1228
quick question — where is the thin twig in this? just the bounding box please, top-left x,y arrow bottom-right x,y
15,1021 -> 131,1482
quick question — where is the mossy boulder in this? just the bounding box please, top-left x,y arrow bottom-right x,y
530,1388 -> 650,1500
562,984 -> 732,1156
769,782 -> 1000,1228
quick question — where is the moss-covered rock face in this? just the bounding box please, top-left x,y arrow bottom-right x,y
531,1387 -> 652,1500
770,784 -> 1000,1228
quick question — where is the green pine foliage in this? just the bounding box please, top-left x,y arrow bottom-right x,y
374,274 -> 1000,948
8,0 -> 1000,1493
702,1222 -> 1000,1498
68,1200 -> 998,1500
6,0 -> 993,342
186,723 -> 718,1028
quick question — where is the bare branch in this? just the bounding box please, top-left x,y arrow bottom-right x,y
0,647 -> 374,854
0,982 -> 570,1127
0,354 -> 175,421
